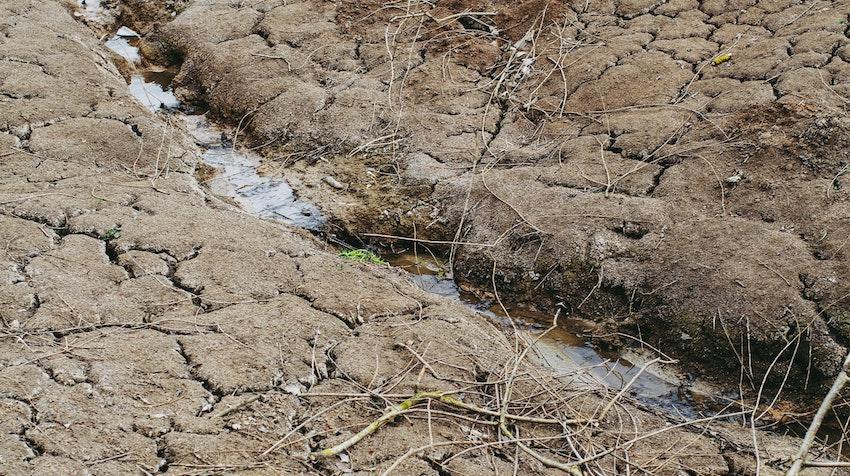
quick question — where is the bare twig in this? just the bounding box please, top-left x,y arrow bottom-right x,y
786,352 -> 850,476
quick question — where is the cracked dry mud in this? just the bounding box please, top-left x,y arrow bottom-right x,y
0,0 -> 849,475
148,0 -> 850,394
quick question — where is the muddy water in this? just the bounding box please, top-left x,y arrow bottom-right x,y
104,27 -> 322,229
388,251 -> 712,418
182,115 -> 323,228
105,28 -> 181,112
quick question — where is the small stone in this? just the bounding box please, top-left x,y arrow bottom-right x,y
323,176 -> 347,190
283,382 -> 305,395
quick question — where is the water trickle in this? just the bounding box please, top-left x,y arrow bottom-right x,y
74,0 -> 110,24
183,115 -> 323,229
103,18 -> 323,229
388,251 -> 709,418
105,28 -> 180,113
105,36 -> 141,63
128,75 -> 180,112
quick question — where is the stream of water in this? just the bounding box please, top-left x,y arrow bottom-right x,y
387,251 -> 712,417
100,22 -> 716,420
104,27 -> 322,229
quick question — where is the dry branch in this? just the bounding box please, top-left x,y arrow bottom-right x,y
786,352 -> 850,476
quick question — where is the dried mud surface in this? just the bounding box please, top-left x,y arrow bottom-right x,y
152,0 -> 850,394
0,0 -> 848,475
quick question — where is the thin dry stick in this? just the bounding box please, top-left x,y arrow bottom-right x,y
498,419 -> 583,476
312,395 -> 423,458
310,390 -> 578,459
261,398 -> 362,456
827,163 -> 849,199
693,154 -> 727,215
802,461 -> 850,468
597,358 -> 662,421
362,233 -> 495,247
380,440 -> 475,475
232,108 -> 258,151
481,171 -> 545,234
250,52 -> 292,71
786,351 -> 850,476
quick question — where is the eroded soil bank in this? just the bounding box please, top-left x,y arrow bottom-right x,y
144,0 -> 850,402
0,0 -> 848,475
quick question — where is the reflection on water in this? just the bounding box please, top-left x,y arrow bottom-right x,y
129,74 -> 180,111
105,36 -> 140,62
389,250 -> 706,418
183,115 -> 324,229
105,27 -> 180,113
105,26 -> 140,60
106,20 -> 323,229
75,0 -> 110,24
389,252 -> 460,299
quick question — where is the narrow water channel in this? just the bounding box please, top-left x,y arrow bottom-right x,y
99,18 -> 716,421
73,0 -> 110,24
387,250 -> 713,418
104,27 -> 322,229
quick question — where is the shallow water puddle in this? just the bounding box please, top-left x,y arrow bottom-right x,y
183,115 -> 323,229
105,26 -> 141,62
105,23 -> 322,229
105,27 -> 180,112
128,74 -> 181,112
387,251 -> 707,417
74,0 -> 110,24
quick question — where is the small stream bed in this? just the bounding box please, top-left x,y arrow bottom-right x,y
104,26 -> 322,229
385,250 -> 714,419
97,14 -> 830,437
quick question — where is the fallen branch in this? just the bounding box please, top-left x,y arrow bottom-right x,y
310,390 -> 582,459
786,351 -> 850,476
